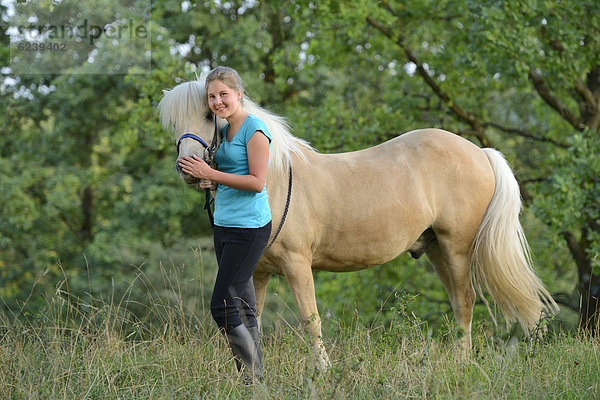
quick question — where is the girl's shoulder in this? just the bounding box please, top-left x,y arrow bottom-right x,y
246,114 -> 267,130
245,114 -> 271,141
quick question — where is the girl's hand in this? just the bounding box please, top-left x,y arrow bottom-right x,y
178,155 -> 214,180
199,180 -> 217,190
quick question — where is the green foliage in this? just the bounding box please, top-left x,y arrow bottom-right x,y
532,130 -> 600,259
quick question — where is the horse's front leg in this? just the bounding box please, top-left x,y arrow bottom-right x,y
284,262 -> 331,370
253,268 -> 272,329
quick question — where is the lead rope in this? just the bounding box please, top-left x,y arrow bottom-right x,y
204,114 -> 219,228
204,189 -> 214,228
262,161 -> 292,255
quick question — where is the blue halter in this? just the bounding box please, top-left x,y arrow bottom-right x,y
175,114 -> 219,163
176,133 -> 210,154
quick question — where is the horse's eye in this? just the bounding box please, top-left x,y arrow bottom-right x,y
205,112 -> 214,121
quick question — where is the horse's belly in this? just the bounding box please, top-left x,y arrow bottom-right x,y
311,227 -> 416,271
312,248 -> 403,271
309,188 -> 431,271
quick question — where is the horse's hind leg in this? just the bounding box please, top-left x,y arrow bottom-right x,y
426,239 -> 476,358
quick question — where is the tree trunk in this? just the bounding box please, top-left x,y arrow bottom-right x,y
564,231 -> 600,333
81,186 -> 94,243
579,270 -> 600,334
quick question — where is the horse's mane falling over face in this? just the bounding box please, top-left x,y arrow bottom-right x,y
157,80 -> 313,178
157,81 -> 212,136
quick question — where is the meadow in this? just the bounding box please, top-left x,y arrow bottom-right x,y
1,280 -> 598,400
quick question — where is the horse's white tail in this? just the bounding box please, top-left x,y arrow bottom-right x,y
472,149 -> 558,334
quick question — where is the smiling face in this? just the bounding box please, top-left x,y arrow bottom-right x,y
206,79 -> 243,121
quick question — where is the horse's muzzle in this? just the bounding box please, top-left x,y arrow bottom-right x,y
175,155 -> 207,185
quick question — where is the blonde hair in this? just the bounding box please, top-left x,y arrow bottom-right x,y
205,66 -> 245,106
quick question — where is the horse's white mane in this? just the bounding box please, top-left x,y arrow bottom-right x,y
157,80 -> 313,177
158,81 -> 208,136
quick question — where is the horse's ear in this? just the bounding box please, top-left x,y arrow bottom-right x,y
162,89 -> 169,94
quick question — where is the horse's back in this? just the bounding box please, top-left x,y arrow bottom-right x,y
381,128 -> 485,160
319,128 -> 494,199
325,128 -> 489,170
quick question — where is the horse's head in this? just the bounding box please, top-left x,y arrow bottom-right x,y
157,80 -> 223,185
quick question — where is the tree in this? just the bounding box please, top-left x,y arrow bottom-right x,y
0,0 -> 207,313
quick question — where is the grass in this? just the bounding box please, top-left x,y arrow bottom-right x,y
1,288 -> 599,400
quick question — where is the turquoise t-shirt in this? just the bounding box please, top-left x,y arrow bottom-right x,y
213,114 -> 272,228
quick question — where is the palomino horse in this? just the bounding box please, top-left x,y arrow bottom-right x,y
158,80 -> 557,369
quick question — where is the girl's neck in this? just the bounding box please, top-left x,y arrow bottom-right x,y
226,109 -> 249,132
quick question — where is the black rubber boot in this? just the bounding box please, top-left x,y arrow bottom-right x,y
225,324 -> 264,382
247,325 -> 262,367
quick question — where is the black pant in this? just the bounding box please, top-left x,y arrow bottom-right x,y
210,222 -> 271,332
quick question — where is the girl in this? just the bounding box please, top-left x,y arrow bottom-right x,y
178,67 -> 271,381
